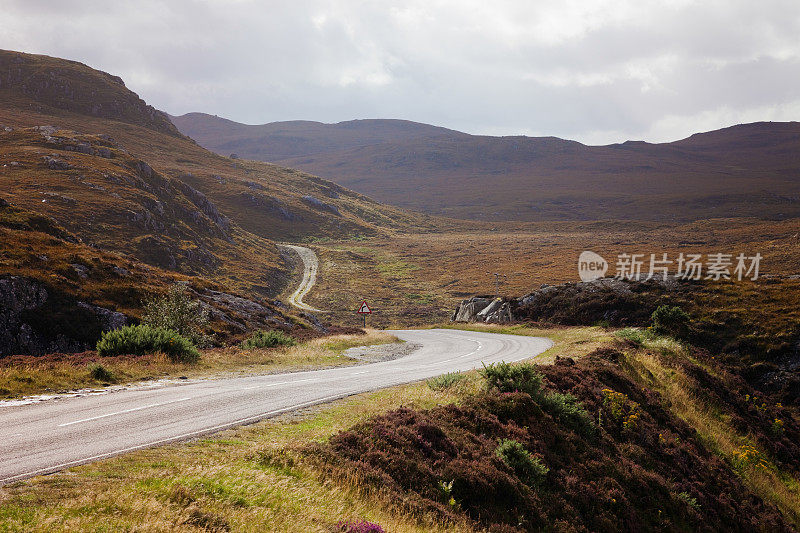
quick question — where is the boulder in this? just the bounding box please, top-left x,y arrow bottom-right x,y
451,297 -> 494,322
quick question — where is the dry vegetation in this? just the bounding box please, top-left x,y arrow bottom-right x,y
308,217 -> 800,326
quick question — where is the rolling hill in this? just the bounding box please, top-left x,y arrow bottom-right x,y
173,113 -> 800,222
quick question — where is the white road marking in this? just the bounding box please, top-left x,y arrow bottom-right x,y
59,397 -> 192,427
3,392 -> 351,485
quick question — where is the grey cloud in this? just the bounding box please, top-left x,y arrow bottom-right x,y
1,0 -> 799,144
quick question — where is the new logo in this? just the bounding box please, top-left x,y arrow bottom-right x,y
578,251 -> 608,282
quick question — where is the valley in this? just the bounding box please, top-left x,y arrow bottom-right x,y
1,45 -> 799,533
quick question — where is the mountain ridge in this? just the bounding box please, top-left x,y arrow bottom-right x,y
174,113 -> 800,222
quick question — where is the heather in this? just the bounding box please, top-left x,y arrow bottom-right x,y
312,350 -> 793,532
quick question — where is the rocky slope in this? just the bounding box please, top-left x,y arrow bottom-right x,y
0,48 -> 431,355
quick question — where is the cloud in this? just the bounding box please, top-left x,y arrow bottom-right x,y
1,0 -> 799,144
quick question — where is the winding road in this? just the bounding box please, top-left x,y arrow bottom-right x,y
0,329 -> 552,484
279,244 -> 322,312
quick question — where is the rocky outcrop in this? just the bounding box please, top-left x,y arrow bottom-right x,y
241,193 -> 301,221
0,276 -> 128,356
0,49 -> 181,136
175,180 -> 232,237
515,277 -> 685,327
452,296 -> 513,323
201,289 -> 293,332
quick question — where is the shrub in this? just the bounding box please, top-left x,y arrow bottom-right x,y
676,491 -> 701,511
479,361 -> 542,396
539,391 -> 595,437
427,372 -> 466,391
335,519 -> 385,533
241,329 -> 296,349
651,305 -> 690,337
614,327 -> 651,346
495,439 -> 548,487
97,324 -> 200,363
142,284 -> 211,347
88,363 -> 114,382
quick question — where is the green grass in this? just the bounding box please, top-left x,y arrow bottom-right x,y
426,371 -> 466,391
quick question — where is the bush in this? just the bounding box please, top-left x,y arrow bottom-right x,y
97,324 -> 200,363
142,284 -> 211,347
427,372 -> 466,391
539,391 -> 595,437
241,329 -> 296,350
614,327 -> 651,346
88,363 -> 114,382
651,305 -> 690,337
495,439 -> 548,487
479,361 -> 542,396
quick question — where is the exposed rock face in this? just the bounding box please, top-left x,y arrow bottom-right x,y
0,276 -> 128,356
452,297 -> 512,323
0,49 -> 181,136
175,180 -> 232,237
77,302 -> 127,331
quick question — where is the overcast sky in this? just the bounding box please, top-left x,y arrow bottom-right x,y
3,0 -> 800,144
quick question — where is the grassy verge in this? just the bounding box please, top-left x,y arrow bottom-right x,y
0,326 -> 600,531
0,377 -> 475,532
0,330 -> 399,400
617,329 -> 800,527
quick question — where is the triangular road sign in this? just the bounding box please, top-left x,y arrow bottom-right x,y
357,300 -> 372,314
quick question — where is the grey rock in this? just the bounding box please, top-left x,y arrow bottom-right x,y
70,263 -> 89,279
77,302 -> 127,331
42,156 -> 72,170
302,195 -> 340,216
300,311 -> 328,333
451,297 -> 494,322
176,181 -> 231,234
35,125 -> 57,136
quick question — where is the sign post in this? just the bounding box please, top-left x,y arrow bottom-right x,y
356,300 -> 372,327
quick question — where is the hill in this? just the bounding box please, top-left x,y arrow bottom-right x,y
174,114 -> 800,222
170,113 -> 464,161
0,49 -> 432,355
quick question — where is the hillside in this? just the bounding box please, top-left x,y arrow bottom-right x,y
0,49 -> 432,354
174,114 -> 800,222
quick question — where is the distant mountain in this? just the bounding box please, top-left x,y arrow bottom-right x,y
174,114 -> 800,222
170,113 -> 465,160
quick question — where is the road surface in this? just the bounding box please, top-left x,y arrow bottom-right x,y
279,244 -> 322,312
0,329 -> 551,484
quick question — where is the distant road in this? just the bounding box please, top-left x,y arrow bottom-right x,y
279,244 -> 322,312
0,329 -> 552,484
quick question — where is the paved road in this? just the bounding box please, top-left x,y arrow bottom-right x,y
0,329 -> 551,484
279,244 -> 322,312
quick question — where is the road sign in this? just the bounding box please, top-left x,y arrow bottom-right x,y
357,300 -> 372,314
